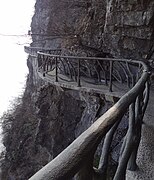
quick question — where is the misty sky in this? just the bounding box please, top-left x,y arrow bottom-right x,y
0,0 -> 35,116
0,0 -> 35,34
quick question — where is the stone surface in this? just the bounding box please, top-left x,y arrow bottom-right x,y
1,0 -> 154,179
103,0 -> 154,59
126,84 -> 154,180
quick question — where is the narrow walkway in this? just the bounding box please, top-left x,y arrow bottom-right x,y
25,46 -> 151,179
127,83 -> 154,180
38,71 -> 129,98
25,46 -> 142,99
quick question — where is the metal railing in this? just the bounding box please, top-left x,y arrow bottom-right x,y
24,46 -> 61,57
24,47 -> 151,180
37,52 -> 143,92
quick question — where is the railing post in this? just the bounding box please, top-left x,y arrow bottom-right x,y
109,61 -> 113,92
127,90 -> 144,171
77,59 -> 81,87
98,120 -> 120,179
127,102 -> 137,171
55,57 -> 58,82
46,56 -> 49,72
37,54 -> 40,68
43,55 -> 46,77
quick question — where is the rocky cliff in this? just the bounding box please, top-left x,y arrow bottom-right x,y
1,0 -> 154,179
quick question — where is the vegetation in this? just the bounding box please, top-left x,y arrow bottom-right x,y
0,92 -> 39,179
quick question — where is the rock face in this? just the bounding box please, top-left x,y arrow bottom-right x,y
103,0 -> 154,59
1,0 -> 154,180
31,0 -> 154,59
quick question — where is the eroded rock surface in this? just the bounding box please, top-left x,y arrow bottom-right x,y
1,0 -> 154,179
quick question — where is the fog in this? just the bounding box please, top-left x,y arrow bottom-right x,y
0,0 -> 35,152
0,0 -> 35,115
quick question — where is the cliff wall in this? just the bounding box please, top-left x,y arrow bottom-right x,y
1,0 -> 154,179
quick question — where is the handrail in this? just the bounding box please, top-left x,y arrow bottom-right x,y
24,46 -> 62,52
37,51 -> 137,62
25,47 -> 150,180
24,46 -> 61,57
37,51 -> 144,92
